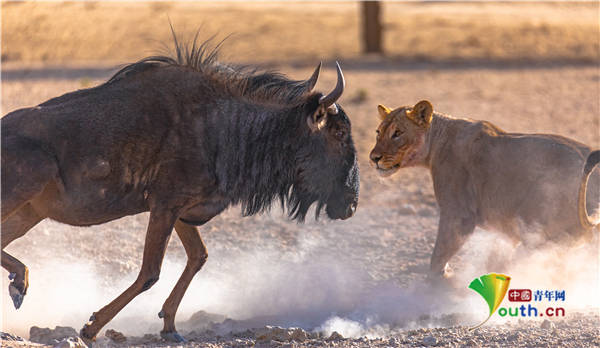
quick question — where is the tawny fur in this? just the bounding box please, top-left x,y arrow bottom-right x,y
370,100 -> 599,277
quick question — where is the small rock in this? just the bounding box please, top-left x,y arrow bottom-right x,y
388,337 -> 398,346
290,328 -> 307,342
255,326 -> 291,342
1,332 -> 25,341
327,331 -> 344,341
30,326 -> 79,345
180,310 -> 227,332
507,332 -> 522,342
232,338 -> 248,347
105,329 -> 127,343
422,335 -> 437,346
465,338 -> 477,346
541,319 -> 555,330
52,336 -> 87,348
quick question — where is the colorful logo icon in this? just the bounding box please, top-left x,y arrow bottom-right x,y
468,273 -> 511,329
508,289 -> 532,302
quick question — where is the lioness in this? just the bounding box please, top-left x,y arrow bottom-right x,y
370,100 -> 599,277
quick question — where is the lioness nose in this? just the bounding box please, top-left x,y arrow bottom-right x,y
370,151 -> 382,164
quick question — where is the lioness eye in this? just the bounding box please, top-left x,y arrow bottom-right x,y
376,130 -> 380,135
392,130 -> 402,139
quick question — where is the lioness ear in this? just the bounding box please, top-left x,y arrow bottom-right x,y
307,105 -> 328,132
407,100 -> 433,127
377,104 -> 392,121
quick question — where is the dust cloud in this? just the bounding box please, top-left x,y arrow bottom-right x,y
2,220 -> 598,339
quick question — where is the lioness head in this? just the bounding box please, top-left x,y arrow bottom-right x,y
369,100 -> 433,177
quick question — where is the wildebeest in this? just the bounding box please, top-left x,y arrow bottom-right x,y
1,34 -> 359,344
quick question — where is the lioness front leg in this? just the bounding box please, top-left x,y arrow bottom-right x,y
429,212 -> 475,278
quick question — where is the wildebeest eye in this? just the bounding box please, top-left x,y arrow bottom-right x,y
392,130 -> 402,139
336,130 -> 346,139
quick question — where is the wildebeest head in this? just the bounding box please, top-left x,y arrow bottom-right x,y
289,62 -> 359,221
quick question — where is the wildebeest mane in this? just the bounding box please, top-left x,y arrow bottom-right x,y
215,92 -> 329,222
107,29 -> 315,106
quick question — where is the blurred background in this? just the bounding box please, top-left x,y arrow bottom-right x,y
2,1 -> 599,340
2,1 -> 599,64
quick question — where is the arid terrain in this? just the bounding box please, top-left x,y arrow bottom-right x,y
1,2 -> 599,347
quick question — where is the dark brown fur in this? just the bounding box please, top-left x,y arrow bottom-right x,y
1,34 -> 359,344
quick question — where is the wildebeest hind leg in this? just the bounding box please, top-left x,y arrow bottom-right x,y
159,220 -> 208,342
1,204 -> 44,309
80,209 -> 176,345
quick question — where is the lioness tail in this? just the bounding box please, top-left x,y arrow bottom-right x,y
578,150 -> 600,229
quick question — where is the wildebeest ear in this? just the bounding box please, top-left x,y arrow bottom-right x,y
407,100 -> 433,127
377,104 -> 392,121
307,105 -> 328,132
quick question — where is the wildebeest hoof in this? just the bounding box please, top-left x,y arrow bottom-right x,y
160,331 -> 187,343
442,264 -> 454,279
89,313 -> 97,322
81,336 -> 94,348
8,282 -> 24,309
80,324 -> 96,348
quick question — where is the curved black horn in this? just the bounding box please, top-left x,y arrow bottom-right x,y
319,61 -> 345,107
303,62 -> 321,92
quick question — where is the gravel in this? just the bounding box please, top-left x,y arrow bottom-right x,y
2,315 -> 600,348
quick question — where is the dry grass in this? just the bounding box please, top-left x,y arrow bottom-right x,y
2,1 -> 598,64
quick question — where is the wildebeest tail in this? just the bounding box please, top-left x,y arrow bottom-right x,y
578,150 -> 600,229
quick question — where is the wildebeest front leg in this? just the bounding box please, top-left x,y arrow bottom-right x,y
80,210 -> 177,344
430,212 -> 475,278
159,220 -> 208,342
1,204 -> 44,309
2,252 -> 29,309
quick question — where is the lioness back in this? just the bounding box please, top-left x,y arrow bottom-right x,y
465,128 -> 595,237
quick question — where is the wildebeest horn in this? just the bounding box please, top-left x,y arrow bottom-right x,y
319,61 -> 345,108
303,62 -> 321,92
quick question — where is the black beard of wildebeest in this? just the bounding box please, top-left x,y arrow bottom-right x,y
1,31 -> 359,345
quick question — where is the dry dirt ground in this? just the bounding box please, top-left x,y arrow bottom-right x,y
2,60 -> 599,348
1,2 -> 600,348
